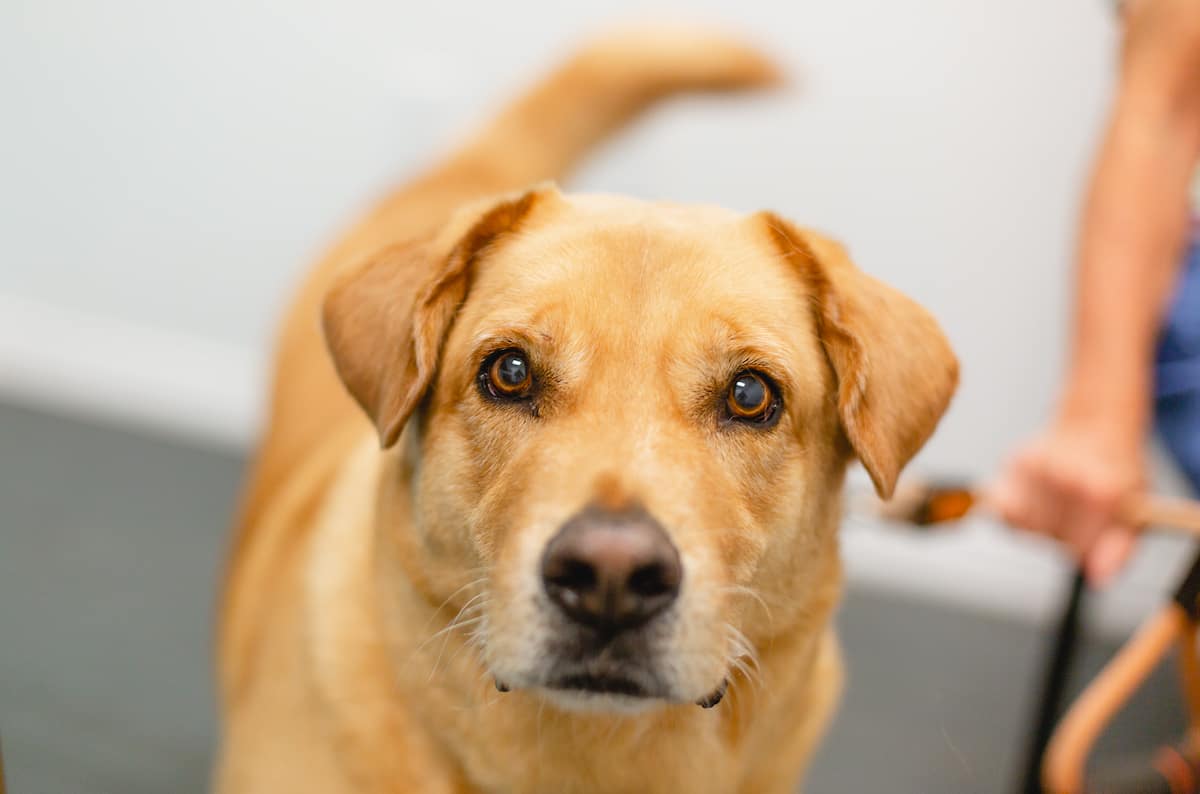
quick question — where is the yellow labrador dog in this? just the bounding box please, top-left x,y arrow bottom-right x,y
216,27 -> 957,794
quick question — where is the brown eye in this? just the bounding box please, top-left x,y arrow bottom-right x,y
483,349 -> 532,399
726,371 -> 776,423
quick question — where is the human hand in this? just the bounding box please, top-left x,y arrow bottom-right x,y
990,417 -> 1145,585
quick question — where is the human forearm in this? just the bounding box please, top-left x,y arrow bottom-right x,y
1060,5 -> 1200,440
1060,96 -> 1197,442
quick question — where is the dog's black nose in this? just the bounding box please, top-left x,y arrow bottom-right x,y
541,506 -> 682,632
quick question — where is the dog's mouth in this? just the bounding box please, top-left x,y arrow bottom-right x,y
695,678 -> 728,709
548,673 -> 648,697
498,672 -> 729,709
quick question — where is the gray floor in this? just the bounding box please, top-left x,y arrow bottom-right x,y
0,402 -> 1183,793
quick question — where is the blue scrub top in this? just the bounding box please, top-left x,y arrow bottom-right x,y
1156,233 -> 1200,399
1154,230 -> 1200,489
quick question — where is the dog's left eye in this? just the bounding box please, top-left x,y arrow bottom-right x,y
725,370 -> 779,424
480,349 -> 533,400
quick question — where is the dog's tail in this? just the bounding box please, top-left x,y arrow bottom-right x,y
425,25 -> 781,191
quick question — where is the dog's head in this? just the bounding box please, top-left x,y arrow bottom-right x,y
323,185 -> 956,711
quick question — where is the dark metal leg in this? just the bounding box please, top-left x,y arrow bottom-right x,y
1017,567 -> 1088,794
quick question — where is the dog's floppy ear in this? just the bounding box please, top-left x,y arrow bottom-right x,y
322,186 -> 552,448
760,213 -> 958,498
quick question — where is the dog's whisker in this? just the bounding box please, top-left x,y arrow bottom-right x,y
431,597 -> 489,641
427,615 -> 488,682
425,576 -> 488,623
732,646 -> 764,686
440,590 -> 490,625
410,598 -> 489,658
718,583 -> 775,630
429,611 -> 486,646
410,591 -> 491,682
443,618 -> 494,670
729,656 -> 762,693
722,622 -> 765,695
409,577 -> 489,652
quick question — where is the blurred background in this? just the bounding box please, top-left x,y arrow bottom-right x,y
0,0 -> 1191,792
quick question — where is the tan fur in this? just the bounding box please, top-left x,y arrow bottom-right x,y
216,27 -> 956,794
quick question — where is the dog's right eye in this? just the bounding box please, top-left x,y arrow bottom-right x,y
480,349 -> 534,401
724,370 -> 780,426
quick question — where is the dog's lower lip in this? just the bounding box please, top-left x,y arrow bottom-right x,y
696,679 -> 728,709
550,674 -> 647,697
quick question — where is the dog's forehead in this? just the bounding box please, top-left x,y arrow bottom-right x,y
469,194 -> 810,336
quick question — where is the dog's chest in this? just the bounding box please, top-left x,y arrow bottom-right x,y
453,714 -> 739,794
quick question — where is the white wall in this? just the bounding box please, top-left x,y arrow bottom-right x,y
3,0 -> 1190,630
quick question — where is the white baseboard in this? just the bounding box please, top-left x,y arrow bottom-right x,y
0,290 -> 1182,637
0,292 -> 263,450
